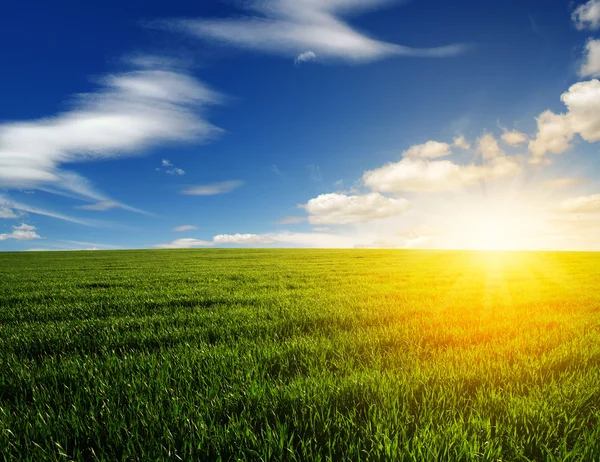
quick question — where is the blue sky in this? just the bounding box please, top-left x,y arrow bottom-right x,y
1,0 -> 600,251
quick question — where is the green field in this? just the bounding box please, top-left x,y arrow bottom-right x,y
1,249 -> 599,461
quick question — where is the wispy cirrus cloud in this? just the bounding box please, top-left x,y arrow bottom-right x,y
158,0 -> 467,64
0,57 -> 222,209
173,225 -> 198,232
0,195 -> 92,226
181,180 -> 244,196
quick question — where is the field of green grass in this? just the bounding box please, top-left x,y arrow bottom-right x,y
1,249 -> 599,461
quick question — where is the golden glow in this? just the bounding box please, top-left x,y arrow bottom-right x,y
446,197 -> 547,251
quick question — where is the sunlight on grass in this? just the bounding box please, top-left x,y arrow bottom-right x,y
0,249 -> 599,460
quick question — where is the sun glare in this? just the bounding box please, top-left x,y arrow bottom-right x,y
447,197 -> 546,251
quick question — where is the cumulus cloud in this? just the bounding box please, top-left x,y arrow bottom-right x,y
302,192 -> 410,225
181,180 -> 244,196
477,134 -> 503,160
558,194 -> 600,213
0,58 -> 222,204
501,130 -> 528,146
173,225 -> 197,232
403,141 -> 452,159
154,238 -> 215,249
0,223 -> 41,241
453,136 -> 471,150
158,159 -> 185,175
213,234 -> 277,245
161,0 -> 466,63
295,51 -> 317,64
529,80 -> 600,160
276,216 -> 306,225
580,39 -> 600,77
0,206 -> 19,219
572,0 -> 600,30
363,156 -> 519,193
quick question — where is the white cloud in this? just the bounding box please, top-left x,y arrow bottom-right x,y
173,225 -> 197,232
453,136 -> 470,150
580,39 -> 600,77
572,0 -> 600,30
0,59 -> 222,202
558,194 -> 600,213
167,168 -> 186,175
0,223 -> 41,241
0,206 -> 18,219
162,159 -> 172,167
501,130 -> 528,146
76,201 -> 120,211
162,0 -> 466,63
477,134 -> 503,160
74,200 -> 148,214
213,234 -> 277,245
363,156 -> 519,193
182,180 -> 244,195
529,111 -> 573,159
276,216 -> 306,225
154,238 -> 215,249
0,195 -> 91,225
313,227 -> 332,232
295,51 -> 317,64
302,192 -> 410,225
529,79 -> 600,159
403,141 -> 452,159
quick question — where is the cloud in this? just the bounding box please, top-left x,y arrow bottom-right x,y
0,206 -> 19,219
154,238 -> 214,249
181,180 -> 244,195
276,216 -> 306,225
0,223 -> 41,241
403,141 -> 452,159
0,58 -> 222,203
543,177 -> 586,189
477,134 -> 503,160
558,194 -> 600,213
313,227 -> 332,232
74,200 -> 149,215
76,201 -> 121,211
158,159 -> 185,175
161,0 -> 466,63
572,0 -> 600,30
453,136 -> 471,150
529,80 -> 600,160
302,192 -> 410,225
173,225 -> 197,232
0,195 -> 91,225
213,234 -> 277,245
501,130 -> 528,146
363,156 -> 520,193
580,39 -> 600,77
295,51 -> 317,64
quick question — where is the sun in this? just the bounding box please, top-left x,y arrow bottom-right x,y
446,196 -> 546,251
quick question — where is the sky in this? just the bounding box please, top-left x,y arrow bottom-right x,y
1,0 -> 600,251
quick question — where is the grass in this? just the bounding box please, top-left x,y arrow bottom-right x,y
0,249 -> 599,461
